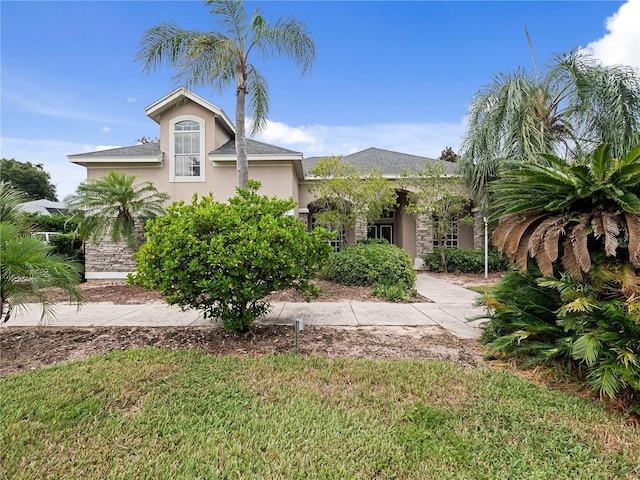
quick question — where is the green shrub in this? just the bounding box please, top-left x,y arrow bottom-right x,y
133,181 -> 333,332
424,248 -> 510,273
49,233 -> 85,278
25,213 -> 79,234
325,242 -> 416,288
480,259 -> 640,412
479,266 -> 563,355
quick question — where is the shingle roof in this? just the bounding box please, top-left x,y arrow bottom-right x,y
68,143 -> 161,158
211,138 -> 301,156
303,147 -> 457,177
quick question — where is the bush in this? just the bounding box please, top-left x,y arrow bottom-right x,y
49,233 -> 85,278
133,181 -> 333,332
480,259 -> 640,412
325,242 -> 416,288
424,248 -> 510,274
25,213 -> 79,234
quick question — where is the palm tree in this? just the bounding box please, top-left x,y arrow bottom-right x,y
490,143 -> 640,283
136,0 -> 315,189
65,171 -> 169,248
0,184 -> 82,324
459,51 -> 640,214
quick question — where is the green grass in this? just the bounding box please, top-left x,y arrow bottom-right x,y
2,349 -> 639,479
468,284 -> 497,295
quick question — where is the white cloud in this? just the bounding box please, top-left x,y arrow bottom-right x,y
253,119 -> 466,159
127,96 -> 137,103
94,145 -> 121,152
583,0 -> 640,71
101,127 -> 111,133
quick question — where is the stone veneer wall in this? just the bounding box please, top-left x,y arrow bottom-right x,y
354,217 -> 368,243
298,208 -> 309,231
84,225 -> 145,280
415,214 -> 434,258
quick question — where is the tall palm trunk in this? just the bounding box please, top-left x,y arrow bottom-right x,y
236,67 -> 249,189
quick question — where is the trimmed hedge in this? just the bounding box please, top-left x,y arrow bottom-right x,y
325,242 -> 416,287
424,248 -> 510,273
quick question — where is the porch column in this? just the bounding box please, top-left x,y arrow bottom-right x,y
414,214 -> 434,269
298,208 -> 310,231
354,216 -> 368,243
471,207 -> 484,250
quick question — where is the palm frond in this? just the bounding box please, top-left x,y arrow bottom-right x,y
623,212 -> 640,267
561,239 -> 584,282
567,214 -> 593,274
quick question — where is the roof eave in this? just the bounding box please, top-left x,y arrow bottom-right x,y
68,154 -> 164,167
144,87 -> 235,135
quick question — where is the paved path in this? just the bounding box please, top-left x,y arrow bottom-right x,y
4,274 -> 488,339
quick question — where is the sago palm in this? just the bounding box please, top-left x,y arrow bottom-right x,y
490,143 -> 640,283
66,171 -> 169,248
136,0 -> 315,188
459,51 -> 640,214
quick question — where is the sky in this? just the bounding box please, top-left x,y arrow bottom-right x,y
1,0 -> 639,199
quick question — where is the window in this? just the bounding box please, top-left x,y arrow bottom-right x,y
311,215 -> 345,252
433,219 -> 459,249
170,117 -> 205,182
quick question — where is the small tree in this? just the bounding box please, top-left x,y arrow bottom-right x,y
0,158 -> 58,201
439,147 -> 459,163
308,156 -> 397,240
65,171 -> 169,248
401,163 -> 471,273
134,180 -> 333,332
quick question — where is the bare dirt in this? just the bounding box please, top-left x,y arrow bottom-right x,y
0,274 -> 495,378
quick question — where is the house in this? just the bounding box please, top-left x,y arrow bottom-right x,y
69,88 -> 483,279
16,199 -> 68,215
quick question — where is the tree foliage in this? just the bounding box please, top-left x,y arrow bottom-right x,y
137,0 -> 314,188
401,163 -> 471,273
65,171 -> 169,248
490,143 -> 640,281
0,183 -> 82,324
308,156 -> 397,238
134,180 -> 333,332
0,158 -> 58,201
481,142 -> 640,409
459,51 -> 640,214
438,147 -> 459,163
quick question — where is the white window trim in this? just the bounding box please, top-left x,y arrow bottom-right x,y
169,115 -> 206,183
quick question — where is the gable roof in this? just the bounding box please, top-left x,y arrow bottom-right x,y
303,147 -> 457,178
210,138 -> 304,179
211,138 -> 302,157
144,87 -> 235,135
68,143 -> 163,166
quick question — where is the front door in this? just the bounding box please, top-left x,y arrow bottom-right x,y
368,224 -> 393,244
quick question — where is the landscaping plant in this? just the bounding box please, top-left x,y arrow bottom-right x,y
424,247 -> 510,274
325,241 -> 416,300
134,181 -> 333,332
0,184 -> 82,324
481,143 -> 640,410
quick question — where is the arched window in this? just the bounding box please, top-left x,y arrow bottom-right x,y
170,117 -> 205,182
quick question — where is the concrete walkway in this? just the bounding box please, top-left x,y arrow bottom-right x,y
4,274 -> 489,339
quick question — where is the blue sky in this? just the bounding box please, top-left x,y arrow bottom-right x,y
1,0 -> 639,199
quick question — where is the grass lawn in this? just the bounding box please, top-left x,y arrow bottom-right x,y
467,285 -> 497,296
2,349 -> 639,479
